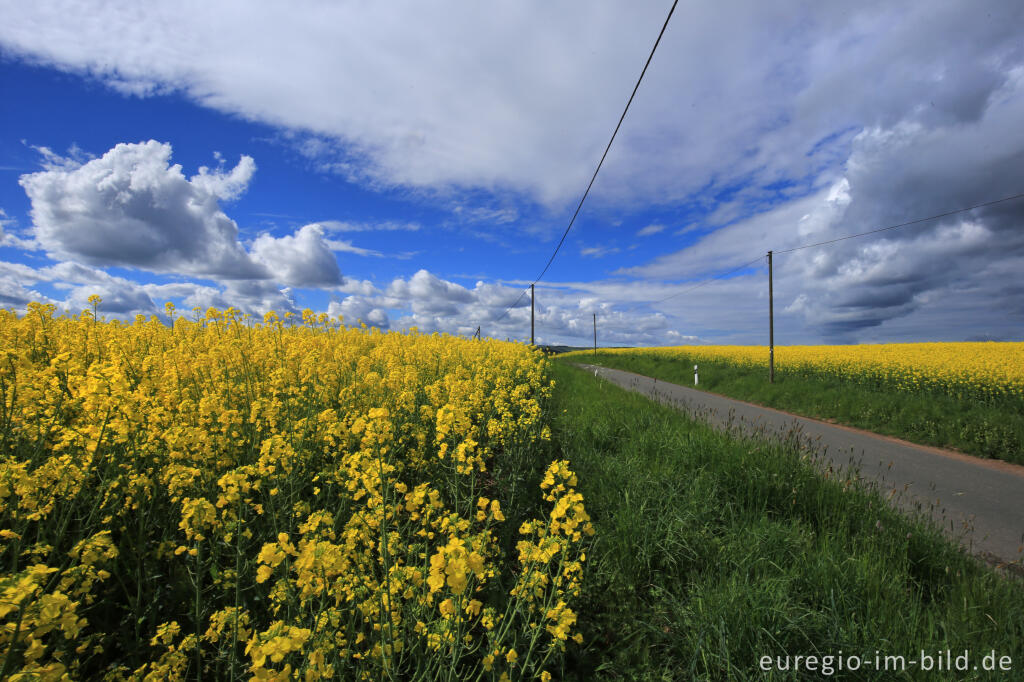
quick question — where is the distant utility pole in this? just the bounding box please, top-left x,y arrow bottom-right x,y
473,325 -> 480,341
593,313 -> 597,357
768,250 -> 775,383
530,284 -> 535,346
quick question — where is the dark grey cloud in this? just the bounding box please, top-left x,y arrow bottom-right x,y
618,61 -> 1024,343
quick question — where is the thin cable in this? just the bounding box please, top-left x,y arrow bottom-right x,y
776,191 -> 1024,254
654,191 -> 1024,308
653,255 -> 764,304
510,190 -> 1024,339
491,287 -> 529,325
491,0 -> 680,325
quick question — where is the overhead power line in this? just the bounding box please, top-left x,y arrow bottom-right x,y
653,255 -> 765,304
647,189 -> 1024,306
492,0 -> 680,324
511,188 -> 1024,344
776,191 -> 1024,254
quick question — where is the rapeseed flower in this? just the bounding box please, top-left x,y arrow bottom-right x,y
0,302 -> 588,679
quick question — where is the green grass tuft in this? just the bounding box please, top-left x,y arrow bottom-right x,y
547,362 -> 1024,681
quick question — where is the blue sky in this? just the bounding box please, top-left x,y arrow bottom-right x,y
2,1 -> 1023,345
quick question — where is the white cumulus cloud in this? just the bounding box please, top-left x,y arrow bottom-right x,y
20,141 -> 265,278
251,224 -> 341,288
19,140 -> 342,288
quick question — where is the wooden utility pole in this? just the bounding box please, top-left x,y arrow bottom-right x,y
768,250 -> 774,383
530,284 -> 535,346
593,313 -> 597,356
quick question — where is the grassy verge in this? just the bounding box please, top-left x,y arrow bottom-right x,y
546,362 -> 1024,681
567,351 -> 1024,465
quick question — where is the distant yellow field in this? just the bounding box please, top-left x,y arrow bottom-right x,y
571,343 -> 1024,404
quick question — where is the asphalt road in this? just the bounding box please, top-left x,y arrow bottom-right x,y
575,363 -> 1024,566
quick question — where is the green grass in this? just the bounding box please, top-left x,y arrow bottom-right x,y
545,362 -> 1024,681
564,351 -> 1024,465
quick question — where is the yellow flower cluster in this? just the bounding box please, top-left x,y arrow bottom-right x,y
0,301 -> 590,680
579,342 -> 1024,405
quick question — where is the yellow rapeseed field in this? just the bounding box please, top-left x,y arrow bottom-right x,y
586,343 -> 1024,405
0,300 -> 591,681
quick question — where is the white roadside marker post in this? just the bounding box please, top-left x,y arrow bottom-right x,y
694,364 -> 699,386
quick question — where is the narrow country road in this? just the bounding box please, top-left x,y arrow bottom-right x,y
574,363 -> 1024,566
